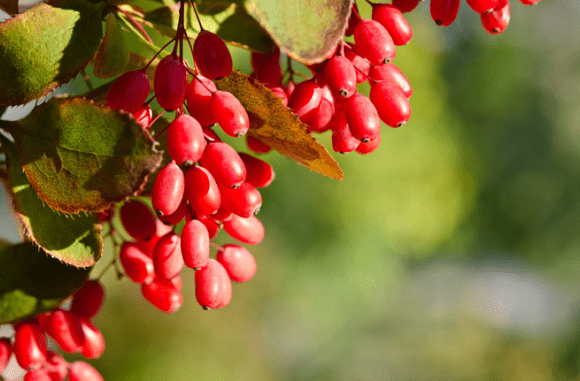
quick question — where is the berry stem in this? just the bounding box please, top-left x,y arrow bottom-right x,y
114,7 -> 153,45
210,242 -> 222,250
144,38 -> 177,70
189,0 -> 205,31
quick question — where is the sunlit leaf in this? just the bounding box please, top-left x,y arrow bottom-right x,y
94,13 -> 130,79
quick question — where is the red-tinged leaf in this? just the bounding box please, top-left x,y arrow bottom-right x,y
215,71 -> 343,179
0,0 -> 104,105
0,0 -> 17,15
245,0 -> 353,64
93,13 -> 130,79
5,97 -> 163,214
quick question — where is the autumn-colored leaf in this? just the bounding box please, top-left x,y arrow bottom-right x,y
94,13 -> 130,79
0,0 -> 17,15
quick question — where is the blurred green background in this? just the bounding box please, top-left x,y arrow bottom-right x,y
3,1 -> 580,380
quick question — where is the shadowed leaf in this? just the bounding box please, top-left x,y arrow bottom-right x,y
0,0 -> 17,15
217,5 -> 273,53
94,13 -> 130,79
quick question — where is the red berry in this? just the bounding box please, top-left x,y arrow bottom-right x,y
271,87 -> 288,106
25,368 -> 52,381
180,219 -> 210,270
354,19 -> 396,65
331,109 -> 360,153
288,80 -> 323,116
0,338 -> 12,374
238,153 -> 275,188
153,232 -> 183,280
79,319 -> 105,359
344,93 -> 381,142
185,76 -> 218,127
480,0 -> 510,34
202,142 -> 246,188
344,3 -> 360,36
344,45 -> 370,84
246,135 -> 272,154
13,323 -> 46,369
369,81 -> 411,127
325,56 -> 357,98
131,104 -> 153,130
466,0 -> 499,13
137,219 -> 173,255
119,242 -> 155,284
301,98 -> 334,133
154,55 -> 188,111
120,200 -> 157,242
141,278 -> 183,313
97,208 -> 114,223
210,91 -> 250,137
70,280 -> 104,320
251,49 -> 282,88
184,165 -> 221,215
45,350 -> 68,381
167,114 -> 207,166
68,361 -> 104,381
196,215 -> 221,239
218,182 -> 262,218
193,30 -> 233,80
392,0 -> 420,13
45,310 -> 85,353
368,63 -> 412,98
372,4 -> 412,46
356,131 -> 381,154
210,206 -> 233,221
158,196 -> 188,226
223,214 -> 264,245
155,275 -> 183,291
519,0 -> 539,4
216,244 -> 257,283
195,259 -> 232,309
152,161 -> 185,217
430,0 -> 460,26
106,70 -> 150,113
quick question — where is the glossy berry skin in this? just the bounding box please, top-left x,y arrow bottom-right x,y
519,0 -> 539,4
13,322 -> 46,369
120,242 -> 155,284
354,19 -> 396,65
68,361 -> 104,381
24,368 -> 52,381
194,30 -> 233,80
344,93 -> 381,142
106,70 -> 150,113
392,0 -> 420,13
0,338 -> 12,374
345,45 -> 371,83
152,161 -> 185,217
46,310 -> 85,353
184,165 -> 221,215
70,280 -> 104,320
252,49 -> 283,88
481,0 -> 510,34
141,278 -> 183,313
138,219 -> 173,255
167,114 -> 206,166
216,244 -> 257,283
195,259 -> 232,309
369,63 -> 412,98
44,351 -> 67,381
372,4 -> 412,46
430,0 -> 460,27
131,104 -> 153,129
202,142 -> 247,188
331,109 -> 360,153
301,98 -> 333,133
246,135 -> 272,154
325,56 -> 357,98
120,200 -> 157,242
153,232 -> 184,280
211,206 -> 233,221
210,91 -> 250,137
356,131 -> 381,154
466,0 -> 499,13
288,80 -> 323,116
80,319 -> 105,359
181,219 -> 210,269
370,81 -> 411,128
154,55 -> 188,111
185,76 -> 218,127
159,196 -> 187,226
196,215 -> 220,240
238,153 -> 275,188
223,214 -> 264,245
218,182 -> 262,218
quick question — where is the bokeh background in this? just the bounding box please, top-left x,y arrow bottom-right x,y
2,1 -> 580,380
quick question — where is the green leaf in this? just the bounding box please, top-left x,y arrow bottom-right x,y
0,0 -> 18,15
216,5 -> 273,53
245,0 -> 352,64
5,97 -> 163,214
94,13 -> 130,79
215,71 -> 343,179
0,242 -> 90,324
144,5 -> 179,38
195,0 -> 232,15
0,0 -> 104,106
0,134 -> 102,267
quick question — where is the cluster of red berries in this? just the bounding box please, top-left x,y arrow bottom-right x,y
0,281 -> 105,381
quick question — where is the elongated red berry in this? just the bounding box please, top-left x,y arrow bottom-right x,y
480,0 -> 510,34
252,49 -> 282,88
167,114 -> 206,166
120,200 -> 157,242
356,131 -> 381,154
155,275 -> 183,291
154,55 -> 188,111
370,81 -> 411,127
392,0 -> 420,13
193,30 -> 233,80
152,161 -> 185,217
138,219 -> 173,255
354,19 -> 396,65
14,323 -> 46,370
153,232 -> 183,280
519,0 -> 539,4
181,219 -> 210,269
216,244 -> 257,283
467,0 -> 499,13
106,70 -> 150,113
345,45 -> 370,83
131,104 -> 153,129
120,242 -> 155,283
45,351 -> 67,381
184,165 -> 221,215
0,338 -> 12,374
195,259 -> 232,309
369,63 -> 412,98
210,91 -> 250,137
246,135 -> 272,154
185,76 -> 218,127
430,0 -> 460,26
218,182 -> 262,218
288,80 -> 323,116
372,4 -> 412,46
344,93 -> 380,142
223,214 -> 264,245
46,310 -> 85,353
301,98 -> 333,133
331,109 -> 359,153
238,153 -> 275,188
141,278 -> 183,313
202,142 -> 246,188
70,280 -> 104,320
196,215 -> 220,239
159,196 -> 187,226
211,206 -> 233,221
325,56 -> 357,98
79,319 -> 105,359
68,361 -> 104,381
25,368 -> 51,381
